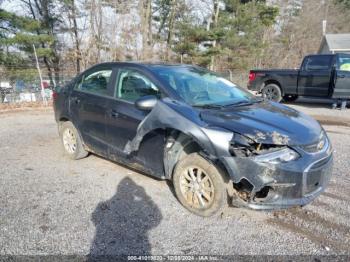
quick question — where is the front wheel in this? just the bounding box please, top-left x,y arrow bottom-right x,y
173,153 -> 228,217
262,84 -> 282,102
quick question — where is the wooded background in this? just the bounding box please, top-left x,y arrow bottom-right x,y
0,0 -> 350,87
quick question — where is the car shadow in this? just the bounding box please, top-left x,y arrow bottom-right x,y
88,177 -> 162,260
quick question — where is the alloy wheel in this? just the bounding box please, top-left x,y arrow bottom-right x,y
263,86 -> 279,101
179,167 -> 215,209
62,128 -> 77,154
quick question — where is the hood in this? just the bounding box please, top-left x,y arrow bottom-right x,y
199,101 -> 322,146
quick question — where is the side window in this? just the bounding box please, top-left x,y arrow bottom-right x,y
116,70 -> 160,102
337,54 -> 350,71
76,69 -> 112,96
304,56 -> 332,71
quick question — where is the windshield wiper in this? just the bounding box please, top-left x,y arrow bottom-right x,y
222,101 -> 253,107
193,98 -> 263,109
223,98 -> 263,107
192,104 -> 223,109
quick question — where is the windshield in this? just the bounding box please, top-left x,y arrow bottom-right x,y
152,66 -> 255,107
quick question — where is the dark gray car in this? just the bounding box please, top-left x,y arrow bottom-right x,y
53,63 -> 334,217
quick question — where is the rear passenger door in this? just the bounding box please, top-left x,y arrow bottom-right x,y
297,55 -> 333,97
69,65 -> 116,155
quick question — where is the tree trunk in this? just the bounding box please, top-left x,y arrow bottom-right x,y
166,0 -> 176,61
141,0 -> 152,60
87,0 -> 103,65
70,0 -> 81,74
96,0 -> 103,63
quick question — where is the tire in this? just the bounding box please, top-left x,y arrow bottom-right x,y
60,121 -> 88,160
262,83 -> 282,102
173,153 -> 228,217
283,94 -> 299,103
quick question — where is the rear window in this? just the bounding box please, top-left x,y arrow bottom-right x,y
304,56 -> 333,71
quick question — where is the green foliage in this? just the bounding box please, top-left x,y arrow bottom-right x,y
0,0 -> 280,79
0,52 -> 27,66
171,0 -> 279,69
6,68 -> 38,82
0,8 -> 55,78
0,9 -> 42,33
335,0 -> 350,8
258,4 -> 279,26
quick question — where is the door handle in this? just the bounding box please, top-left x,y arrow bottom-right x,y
72,97 -> 80,104
110,110 -> 119,118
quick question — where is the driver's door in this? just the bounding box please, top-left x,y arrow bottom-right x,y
332,53 -> 350,99
297,55 -> 333,97
105,67 -> 165,177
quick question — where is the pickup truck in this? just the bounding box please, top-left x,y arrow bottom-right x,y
247,53 -> 350,102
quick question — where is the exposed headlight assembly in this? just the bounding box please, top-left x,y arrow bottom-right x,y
254,147 -> 300,164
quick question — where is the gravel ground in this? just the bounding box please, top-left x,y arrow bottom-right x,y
285,97 -> 350,127
0,107 -> 349,256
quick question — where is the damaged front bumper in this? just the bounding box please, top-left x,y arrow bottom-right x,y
121,98 -> 333,210
221,139 -> 334,210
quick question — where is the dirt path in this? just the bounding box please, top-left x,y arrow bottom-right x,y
0,109 -> 349,256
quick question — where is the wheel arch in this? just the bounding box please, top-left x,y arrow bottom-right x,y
163,129 -> 231,183
57,117 -> 70,133
57,118 -> 87,151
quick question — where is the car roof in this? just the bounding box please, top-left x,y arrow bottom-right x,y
90,61 -> 198,71
306,54 -> 334,57
306,53 -> 350,57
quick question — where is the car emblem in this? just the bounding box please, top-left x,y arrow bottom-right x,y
317,139 -> 325,151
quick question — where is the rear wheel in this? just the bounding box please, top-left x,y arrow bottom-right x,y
60,121 -> 88,160
173,153 -> 228,217
262,84 -> 282,102
283,94 -> 299,103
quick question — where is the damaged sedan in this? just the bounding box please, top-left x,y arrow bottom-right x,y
53,62 -> 333,217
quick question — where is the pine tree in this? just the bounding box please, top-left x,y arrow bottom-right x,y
172,0 -> 278,70
0,0 -> 64,84
0,9 -> 53,83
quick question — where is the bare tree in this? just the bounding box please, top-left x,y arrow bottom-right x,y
140,0 -> 153,60
62,0 -> 82,74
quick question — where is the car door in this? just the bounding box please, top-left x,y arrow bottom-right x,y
297,55 -> 333,97
105,67 -> 166,177
332,53 -> 350,99
69,66 -> 116,156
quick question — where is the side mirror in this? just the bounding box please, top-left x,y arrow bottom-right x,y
135,95 -> 158,111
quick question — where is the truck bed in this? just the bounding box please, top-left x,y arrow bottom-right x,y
248,69 -> 299,94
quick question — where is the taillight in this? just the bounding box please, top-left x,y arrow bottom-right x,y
52,91 -> 58,101
249,72 -> 257,82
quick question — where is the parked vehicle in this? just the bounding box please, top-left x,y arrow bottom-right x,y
0,85 -> 13,103
53,62 -> 333,216
248,53 -> 350,102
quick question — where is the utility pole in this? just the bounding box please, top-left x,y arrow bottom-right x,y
33,44 -> 47,106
